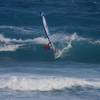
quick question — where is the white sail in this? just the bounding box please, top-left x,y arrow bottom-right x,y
41,12 -> 50,36
41,12 -> 55,51
41,12 -> 61,59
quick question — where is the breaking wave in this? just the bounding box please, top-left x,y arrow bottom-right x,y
0,34 -> 48,51
0,75 -> 100,91
0,32 -> 100,62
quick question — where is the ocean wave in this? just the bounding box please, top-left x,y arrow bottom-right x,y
0,44 -> 22,52
0,33 -> 49,52
0,75 -> 100,91
0,34 -> 48,44
0,33 -> 100,62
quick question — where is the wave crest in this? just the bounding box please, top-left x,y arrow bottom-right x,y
0,76 -> 100,91
0,33 -> 100,62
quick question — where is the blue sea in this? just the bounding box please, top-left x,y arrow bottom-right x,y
0,0 -> 100,100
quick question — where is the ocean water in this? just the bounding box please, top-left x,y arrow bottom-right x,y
0,0 -> 100,100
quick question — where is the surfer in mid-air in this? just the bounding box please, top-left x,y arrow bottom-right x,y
41,12 -> 61,58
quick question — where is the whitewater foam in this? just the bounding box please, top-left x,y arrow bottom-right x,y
0,33 -> 100,53
0,34 -> 24,51
0,44 -> 22,51
33,37 -> 49,45
0,34 -> 48,44
0,34 -> 48,51
0,75 -> 100,91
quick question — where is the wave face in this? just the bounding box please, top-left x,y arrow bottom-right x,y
0,75 -> 100,91
0,26 -> 100,63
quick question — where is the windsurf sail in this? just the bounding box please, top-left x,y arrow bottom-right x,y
41,12 -> 61,59
41,12 -> 56,52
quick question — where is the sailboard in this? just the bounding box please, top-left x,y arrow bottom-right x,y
41,12 -> 61,59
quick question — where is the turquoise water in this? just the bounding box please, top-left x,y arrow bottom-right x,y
0,0 -> 100,100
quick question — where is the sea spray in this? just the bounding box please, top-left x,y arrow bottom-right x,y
0,75 -> 100,91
